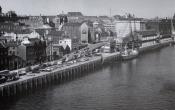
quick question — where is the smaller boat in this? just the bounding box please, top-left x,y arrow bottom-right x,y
121,45 -> 139,60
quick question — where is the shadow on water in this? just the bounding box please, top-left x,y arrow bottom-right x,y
161,80 -> 175,92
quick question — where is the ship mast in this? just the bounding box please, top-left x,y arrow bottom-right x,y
129,14 -> 133,38
171,18 -> 175,41
128,14 -> 134,49
171,18 -> 175,34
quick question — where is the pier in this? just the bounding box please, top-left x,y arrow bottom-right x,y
0,40 -> 173,99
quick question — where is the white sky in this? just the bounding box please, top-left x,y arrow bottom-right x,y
0,0 -> 175,18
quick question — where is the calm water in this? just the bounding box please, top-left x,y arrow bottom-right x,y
2,46 -> 175,110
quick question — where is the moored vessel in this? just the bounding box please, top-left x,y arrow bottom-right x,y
121,45 -> 139,60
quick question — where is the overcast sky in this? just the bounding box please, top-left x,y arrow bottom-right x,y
0,0 -> 175,18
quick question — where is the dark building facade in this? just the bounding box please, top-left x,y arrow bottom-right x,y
145,18 -> 174,36
24,38 -> 47,65
0,40 -> 24,71
0,41 -> 9,70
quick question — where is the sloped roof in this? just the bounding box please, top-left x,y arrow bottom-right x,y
1,28 -> 32,34
35,29 -> 45,36
68,12 -> 83,17
22,39 -> 30,45
0,36 -> 7,40
63,22 -> 82,27
0,41 -> 7,48
4,41 -> 21,47
48,30 -> 64,36
23,38 -> 42,46
83,21 -> 93,27
28,38 -> 40,43
136,31 -> 157,37
16,29 -> 32,34
98,16 -> 109,19
36,24 -> 52,29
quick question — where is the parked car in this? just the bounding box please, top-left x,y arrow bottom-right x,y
39,63 -> 48,68
0,70 -> 20,82
79,58 -> 89,62
57,60 -> 62,65
39,68 -> 46,72
9,72 -> 20,81
67,61 -> 74,64
18,69 -> 27,76
0,76 -> 7,84
32,66 -> 40,73
94,53 -> 102,56
44,67 -> 53,72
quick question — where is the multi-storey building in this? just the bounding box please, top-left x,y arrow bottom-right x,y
0,22 -> 27,33
115,19 -> 142,38
67,12 -> 83,23
0,40 -> 24,71
18,37 -> 47,65
62,22 -> 90,44
46,30 -> 65,60
19,16 -> 44,29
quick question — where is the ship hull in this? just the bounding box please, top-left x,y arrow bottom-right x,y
122,54 -> 138,60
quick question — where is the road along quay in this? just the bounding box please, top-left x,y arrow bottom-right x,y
0,53 -> 121,99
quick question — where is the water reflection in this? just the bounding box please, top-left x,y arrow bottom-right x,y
2,47 -> 175,110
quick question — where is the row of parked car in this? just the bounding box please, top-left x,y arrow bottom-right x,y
0,70 -> 20,84
0,51 -> 93,84
31,60 -> 63,73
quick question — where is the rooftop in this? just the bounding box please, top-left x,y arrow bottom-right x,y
5,41 -> 20,47
36,24 -> 52,29
136,31 -> 157,37
48,30 -> 64,36
64,22 -> 82,27
67,12 -> 83,17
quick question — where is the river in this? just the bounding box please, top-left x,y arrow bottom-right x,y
2,46 -> 175,110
